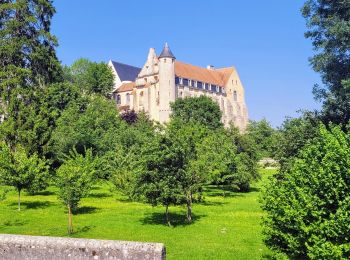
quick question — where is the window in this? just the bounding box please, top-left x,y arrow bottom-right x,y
205,83 -> 209,91
175,77 -> 180,85
116,94 -> 121,105
197,81 -> 203,89
179,91 -> 183,98
183,78 -> 189,86
211,84 -> 217,92
126,93 -> 130,104
233,90 -> 238,101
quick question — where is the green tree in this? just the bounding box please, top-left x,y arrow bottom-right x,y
56,148 -> 96,234
302,0 -> 350,125
262,124 -> 350,259
66,58 -> 115,97
274,112 -> 319,171
170,96 -> 223,129
0,0 -> 63,157
50,96 -> 122,161
136,135 -> 185,226
0,143 -> 49,211
246,119 -> 277,158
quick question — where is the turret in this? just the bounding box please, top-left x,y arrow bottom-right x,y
158,43 -> 176,123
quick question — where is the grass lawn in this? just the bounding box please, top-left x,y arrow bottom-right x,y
0,168 -> 274,259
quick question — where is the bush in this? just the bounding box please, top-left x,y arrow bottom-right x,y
261,124 -> 350,259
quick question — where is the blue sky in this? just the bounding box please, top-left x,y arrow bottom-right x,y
52,0 -> 321,127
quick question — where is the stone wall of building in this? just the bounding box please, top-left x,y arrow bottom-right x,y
0,234 -> 166,260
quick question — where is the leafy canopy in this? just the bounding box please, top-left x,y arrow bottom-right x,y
262,124 -> 350,259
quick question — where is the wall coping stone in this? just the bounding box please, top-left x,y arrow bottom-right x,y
0,234 -> 166,260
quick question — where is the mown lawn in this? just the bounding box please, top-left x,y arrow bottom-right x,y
0,169 -> 275,259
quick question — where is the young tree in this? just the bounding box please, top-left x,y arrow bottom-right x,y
262,124 -> 350,259
56,148 -> 96,234
170,96 -> 223,130
136,135 -> 185,226
302,0 -> 350,125
168,121 -> 209,222
0,143 -> 49,211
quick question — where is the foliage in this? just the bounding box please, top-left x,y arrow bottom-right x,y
170,96 -> 223,129
56,148 -> 96,234
50,95 -> 122,161
0,169 -> 275,260
262,124 -> 350,259
245,119 -> 277,158
120,109 -> 138,125
195,129 -> 259,192
273,112 -> 319,171
65,58 -> 115,97
0,187 -> 11,202
302,0 -> 350,125
135,134 -> 186,226
0,143 -> 49,210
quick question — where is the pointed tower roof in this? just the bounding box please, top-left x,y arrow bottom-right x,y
159,42 -> 175,59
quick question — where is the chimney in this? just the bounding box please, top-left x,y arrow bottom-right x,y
207,65 -> 214,70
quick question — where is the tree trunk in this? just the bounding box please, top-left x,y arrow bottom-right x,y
186,193 -> 192,222
68,205 -> 73,234
165,205 -> 171,227
18,189 -> 21,211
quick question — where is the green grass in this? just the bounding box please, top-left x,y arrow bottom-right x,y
0,169 -> 275,259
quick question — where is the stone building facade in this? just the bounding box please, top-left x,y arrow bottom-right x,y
109,44 -> 248,130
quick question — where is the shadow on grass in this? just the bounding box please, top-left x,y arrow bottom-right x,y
3,219 -> 28,226
73,225 -> 96,235
200,200 -> 228,206
9,201 -> 52,209
141,212 -> 205,227
262,253 -> 275,259
74,206 -> 99,215
88,192 -> 111,198
28,190 -> 55,196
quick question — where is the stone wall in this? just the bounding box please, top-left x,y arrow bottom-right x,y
0,234 -> 166,260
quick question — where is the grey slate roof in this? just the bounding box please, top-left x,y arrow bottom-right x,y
159,43 -> 175,59
110,61 -> 141,82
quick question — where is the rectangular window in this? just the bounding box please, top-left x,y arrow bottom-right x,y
197,81 -> 203,89
175,77 -> 180,85
211,84 -> 217,92
183,78 -> 189,86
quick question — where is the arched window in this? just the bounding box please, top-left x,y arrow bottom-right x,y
233,91 -> 238,102
179,91 -> 183,98
126,93 -> 130,104
116,94 -> 121,105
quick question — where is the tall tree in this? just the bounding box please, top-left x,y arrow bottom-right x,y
65,58 -> 115,97
0,0 -> 62,152
302,0 -> 350,125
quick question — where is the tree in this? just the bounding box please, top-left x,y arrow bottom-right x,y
246,119 -> 277,158
170,96 -> 223,129
0,0 -> 63,157
262,124 -> 350,259
274,111 -> 319,171
50,96 -> 123,161
196,129 -> 259,192
56,148 -> 96,234
135,135 -> 185,226
168,121 -> 209,222
0,143 -> 49,211
65,58 -> 115,97
302,0 -> 350,125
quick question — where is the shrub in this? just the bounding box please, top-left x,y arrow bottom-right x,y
261,124 -> 350,259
